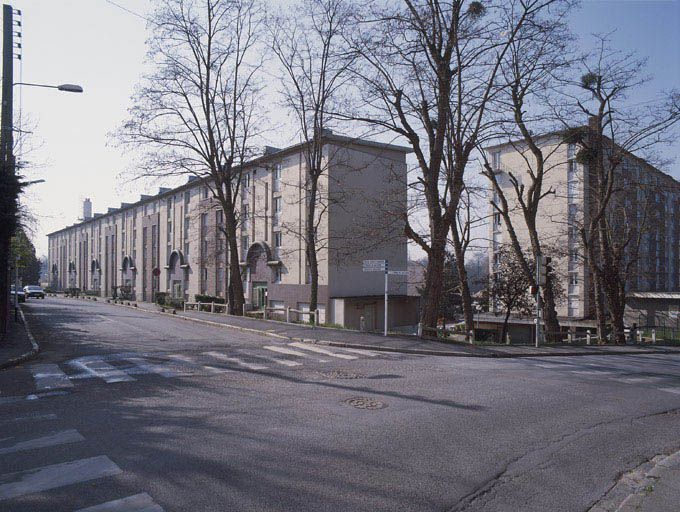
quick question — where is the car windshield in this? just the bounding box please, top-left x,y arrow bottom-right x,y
27,286 -> 42,291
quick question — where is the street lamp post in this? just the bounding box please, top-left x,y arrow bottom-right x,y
0,4 -> 83,338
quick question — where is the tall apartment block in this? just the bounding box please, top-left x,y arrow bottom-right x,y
47,134 -> 419,330
486,131 -> 680,320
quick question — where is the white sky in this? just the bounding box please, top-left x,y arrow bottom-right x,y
12,0 -> 680,259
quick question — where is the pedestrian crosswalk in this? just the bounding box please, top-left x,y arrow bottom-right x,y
524,357 -> 680,395
21,342 -> 388,393
0,415 -> 164,510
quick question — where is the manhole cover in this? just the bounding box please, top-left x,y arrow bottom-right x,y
319,370 -> 362,379
343,397 -> 387,410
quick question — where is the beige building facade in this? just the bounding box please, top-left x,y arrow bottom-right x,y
48,135 -> 419,330
487,134 -> 680,320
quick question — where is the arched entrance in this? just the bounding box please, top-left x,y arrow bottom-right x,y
244,242 -> 277,310
120,256 -> 136,300
90,260 -> 101,292
166,250 -> 188,299
68,261 -> 77,288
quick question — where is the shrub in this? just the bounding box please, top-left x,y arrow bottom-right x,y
155,292 -> 168,306
64,287 -> 81,297
194,294 -> 226,304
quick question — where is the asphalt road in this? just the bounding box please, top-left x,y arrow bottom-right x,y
1,298 -> 680,511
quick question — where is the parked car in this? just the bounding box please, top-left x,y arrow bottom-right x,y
10,285 -> 25,303
23,285 -> 46,299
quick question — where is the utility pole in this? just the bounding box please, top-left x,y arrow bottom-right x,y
0,4 -> 16,338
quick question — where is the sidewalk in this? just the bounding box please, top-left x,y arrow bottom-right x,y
591,449 -> 680,512
0,307 -> 39,369
104,298 -> 680,358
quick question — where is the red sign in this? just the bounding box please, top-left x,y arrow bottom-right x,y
152,268 -> 161,277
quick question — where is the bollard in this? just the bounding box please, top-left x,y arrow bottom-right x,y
637,331 -> 642,343
360,316 -> 366,332
652,329 -> 656,344
211,302 -> 215,313
506,332 -> 511,345
286,307 -> 290,323
568,332 -> 573,344
586,330 -> 591,345
263,307 -> 267,320
183,302 -> 187,312
417,322 -> 422,337
315,309 -> 320,327
242,303 -> 246,316
468,330 -> 474,344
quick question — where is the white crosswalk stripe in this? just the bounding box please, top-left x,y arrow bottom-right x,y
69,359 -> 136,384
30,363 -> 73,390
76,492 -> 164,512
0,429 -> 83,456
288,342 -> 358,360
263,345 -> 326,361
658,387 -> 680,395
203,351 -> 269,370
0,455 -> 122,501
163,354 -> 232,374
124,357 -> 185,378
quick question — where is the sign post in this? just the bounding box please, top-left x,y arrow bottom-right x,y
363,260 -> 408,337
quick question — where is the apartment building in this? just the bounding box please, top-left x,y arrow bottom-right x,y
486,131 -> 680,320
47,134 -> 419,330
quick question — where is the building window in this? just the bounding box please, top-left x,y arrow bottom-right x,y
242,204 -> 249,230
273,163 -> 282,192
274,231 -> 282,259
569,273 -> 578,285
216,210 -> 223,226
570,249 -> 579,263
491,151 -> 501,170
241,235 -> 249,256
202,186 -> 209,199
273,197 -> 281,226
184,190 -> 191,210
493,212 -> 501,228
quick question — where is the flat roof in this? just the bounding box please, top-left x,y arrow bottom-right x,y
47,134 -> 412,238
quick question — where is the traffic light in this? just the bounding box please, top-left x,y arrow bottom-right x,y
537,255 -> 552,287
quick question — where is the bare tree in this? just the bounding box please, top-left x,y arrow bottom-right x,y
561,38 -> 680,343
117,0 -> 265,314
481,0 -> 575,342
346,0 -> 560,333
268,0 -> 356,313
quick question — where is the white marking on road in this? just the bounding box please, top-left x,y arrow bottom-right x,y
125,357 -> 184,378
658,387 -> 680,395
0,413 -> 58,425
0,455 -> 122,501
30,363 -> 73,390
75,492 -> 164,512
263,345 -> 324,360
70,358 -> 136,383
203,351 -> 268,370
329,346 -> 379,356
257,355 -> 302,367
164,354 -> 232,374
570,370 -> 615,376
288,342 -> 358,360
0,429 -> 84,455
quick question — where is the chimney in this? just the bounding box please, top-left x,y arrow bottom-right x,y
83,198 -> 92,220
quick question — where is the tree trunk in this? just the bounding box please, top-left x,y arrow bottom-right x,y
306,178 -> 319,313
501,308 -> 513,344
223,208 -> 244,315
542,280 -> 561,342
0,233 -> 9,340
420,239 -> 446,332
450,224 -> 474,334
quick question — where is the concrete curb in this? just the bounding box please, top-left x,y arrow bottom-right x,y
0,306 -> 40,370
78,297 -> 680,358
